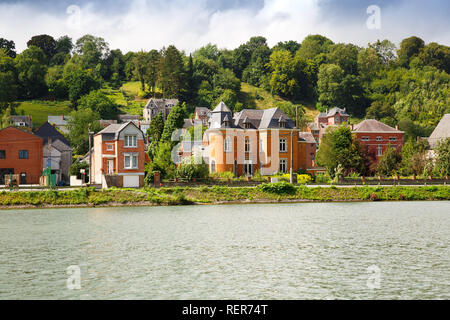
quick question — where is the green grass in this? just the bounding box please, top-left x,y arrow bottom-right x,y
14,100 -> 72,128
239,82 -> 319,122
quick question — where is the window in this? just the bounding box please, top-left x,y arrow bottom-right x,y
19,150 -> 29,159
224,137 -> 232,153
362,136 -> 370,141
244,123 -> 251,129
279,159 -> 287,173
377,145 -> 383,156
279,138 -> 287,153
124,154 -> 138,169
279,122 -> 286,128
106,144 -> 114,151
244,160 -> 253,176
245,138 -> 251,153
124,135 -> 137,148
210,160 -> 216,173
0,150 -> 5,159
310,153 -> 315,160
376,136 -> 383,141
389,137 -> 397,142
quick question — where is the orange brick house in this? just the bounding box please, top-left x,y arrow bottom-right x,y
352,119 -> 404,162
204,102 -> 317,176
91,122 -> 147,188
307,107 -> 349,145
0,127 -> 43,184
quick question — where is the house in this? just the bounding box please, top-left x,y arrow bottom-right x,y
48,115 -> 71,134
307,107 -> 349,144
118,114 -> 140,123
0,127 -> 43,185
203,102 -> 316,176
194,107 -> 211,126
11,115 -> 33,131
143,98 -> 179,122
352,119 -> 404,161
35,122 -> 73,184
91,122 -> 147,188
428,114 -> 450,149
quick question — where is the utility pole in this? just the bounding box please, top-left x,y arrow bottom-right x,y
88,125 -> 94,186
290,130 -> 294,184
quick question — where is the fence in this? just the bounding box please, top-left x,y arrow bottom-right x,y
338,176 -> 449,186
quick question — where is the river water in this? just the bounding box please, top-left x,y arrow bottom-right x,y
0,202 -> 449,300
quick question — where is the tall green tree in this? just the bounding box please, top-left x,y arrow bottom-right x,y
1,106 -> 12,129
27,34 -> 57,61
0,50 -> 18,108
148,112 -> 164,142
296,35 -> 334,60
159,45 -> 184,98
74,34 -> 109,69
316,126 -> 364,176
327,43 -> 359,75
77,90 -> 119,119
434,138 -> 450,176
0,38 -> 16,58
145,50 -> 161,95
397,36 -> 425,67
64,69 -> 101,105
161,103 -> 187,143
375,146 -> 402,176
14,46 -> 48,99
67,108 -> 103,155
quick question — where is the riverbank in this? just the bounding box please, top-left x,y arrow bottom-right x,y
0,183 -> 449,209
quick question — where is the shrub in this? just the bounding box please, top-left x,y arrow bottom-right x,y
298,174 -> 312,184
258,182 -> 296,195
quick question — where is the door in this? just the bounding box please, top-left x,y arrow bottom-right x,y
107,160 -> 114,175
20,173 -> 27,185
123,175 -> 139,188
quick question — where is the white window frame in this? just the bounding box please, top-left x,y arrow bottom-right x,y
279,159 -> 287,173
279,138 -> 287,153
362,136 -> 370,141
244,138 -> 251,153
376,136 -> 383,142
377,145 -> 383,156
106,143 -> 114,151
210,159 -> 216,173
124,153 -> 138,169
389,137 -> 397,142
224,136 -> 232,153
124,135 -> 137,148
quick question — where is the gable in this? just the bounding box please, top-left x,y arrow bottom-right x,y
0,127 -> 42,143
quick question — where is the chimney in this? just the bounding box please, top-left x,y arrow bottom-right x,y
395,125 -> 399,130
61,115 -> 64,120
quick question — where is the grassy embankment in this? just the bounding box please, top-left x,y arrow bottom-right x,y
0,184 -> 449,208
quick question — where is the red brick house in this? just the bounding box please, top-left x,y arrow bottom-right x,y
0,127 -> 43,184
307,107 -> 349,145
352,119 -> 404,162
91,122 -> 147,188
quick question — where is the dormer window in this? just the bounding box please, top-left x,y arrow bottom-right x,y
278,116 -> 287,128
245,123 -> 251,129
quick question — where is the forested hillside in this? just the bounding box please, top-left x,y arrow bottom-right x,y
1,34 -> 449,138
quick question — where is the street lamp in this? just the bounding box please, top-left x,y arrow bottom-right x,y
88,128 -> 94,185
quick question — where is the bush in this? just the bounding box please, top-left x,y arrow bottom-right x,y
176,156 -> 209,181
258,182 -> 296,195
210,171 -> 234,180
298,174 -> 312,184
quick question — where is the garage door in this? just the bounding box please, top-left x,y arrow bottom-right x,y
123,175 -> 140,188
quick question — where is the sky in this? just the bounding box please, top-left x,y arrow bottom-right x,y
0,0 -> 449,53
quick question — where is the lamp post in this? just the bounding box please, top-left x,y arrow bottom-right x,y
88,127 -> 94,185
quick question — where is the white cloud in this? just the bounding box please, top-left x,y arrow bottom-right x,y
0,0 -> 448,54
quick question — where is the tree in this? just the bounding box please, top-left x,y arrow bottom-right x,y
327,43 -> 359,75
64,69 -> 101,105
357,47 -> 382,83
375,146 -> 402,176
175,156 -> 209,180
27,34 -> 57,61
193,43 -> 220,61
296,35 -> 334,60
132,51 -> 149,92
161,103 -> 186,142
148,112 -> 164,142
74,34 -> 109,69
272,41 -> 300,56
400,138 -> 429,176
67,108 -> 103,154
317,63 -> 344,107
146,141 -> 177,179
434,138 -> 450,176
416,42 -> 450,73
0,38 -> 16,58
55,35 -> 73,55
369,39 -> 396,65
159,45 -> 184,98
213,68 -> 241,94
397,36 -> 425,67
77,90 -> 119,119
145,50 -> 161,95
316,126 -> 364,176
0,50 -> 18,108
45,66 -> 68,100
1,106 -> 12,129
242,44 -> 271,86
14,46 -> 48,99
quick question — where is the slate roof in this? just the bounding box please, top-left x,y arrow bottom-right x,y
353,119 -> 402,133
428,114 -> 450,148
95,122 -> 144,140
307,122 -> 320,131
11,115 -> 32,126
35,121 -> 71,146
298,132 -> 317,144
213,101 -> 232,113
48,115 -> 70,126
44,139 -> 73,153
317,107 -> 349,118
194,107 -> 211,116
144,98 -> 179,109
